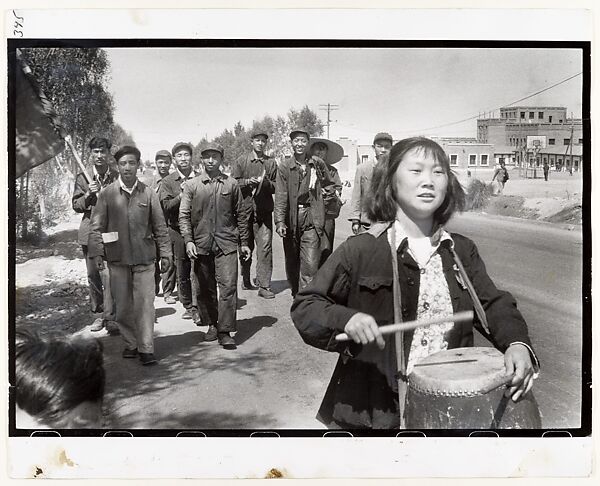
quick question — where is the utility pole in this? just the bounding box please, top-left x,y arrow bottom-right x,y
319,103 -> 339,139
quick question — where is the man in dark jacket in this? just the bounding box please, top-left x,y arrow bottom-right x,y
72,136 -> 119,334
274,129 -> 335,297
180,143 -> 251,350
152,150 -> 177,303
349,132 -> 393,235
231,130 -> 277,299
159,142 -> 201,323
88,146 -> 172,366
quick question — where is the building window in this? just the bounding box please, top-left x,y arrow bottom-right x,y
449,154 -> 458,166
548,138 -> 555,145
529,112 -> 534,119
361,155 -> 369,164
564,139 -> 570,145
549,116 -> 553,123
480,154 -> 489,166
538,111 -> 544,119
468,154 -> 477,166
520,112 -> 525,119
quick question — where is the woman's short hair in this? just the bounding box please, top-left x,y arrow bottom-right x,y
15,330 -> 105,427
366,137 -> 465,225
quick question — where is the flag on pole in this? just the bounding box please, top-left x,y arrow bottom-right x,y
14,51 -> 66,179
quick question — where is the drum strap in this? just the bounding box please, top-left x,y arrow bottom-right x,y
450,247 -> 490,335
389,225 -> 408,428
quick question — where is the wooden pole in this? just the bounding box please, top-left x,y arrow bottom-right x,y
65,135 -> 92,184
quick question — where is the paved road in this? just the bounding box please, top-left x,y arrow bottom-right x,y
101,200 -> 584,431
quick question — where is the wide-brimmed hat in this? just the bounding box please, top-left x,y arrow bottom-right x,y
171,142 -> 193,156
308,138 -> 344,165
200,142 -> 224,157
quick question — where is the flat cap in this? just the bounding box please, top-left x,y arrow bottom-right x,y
200,142 -> 224,156
155,149 -> 172,160
114,145 -> 141,162
373,132 -> 393,144
171,142 -> 193,156
250,130 -> 269,139
289,129 -> 310,140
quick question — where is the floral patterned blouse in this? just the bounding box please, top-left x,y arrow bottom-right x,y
389,220 -> 456,375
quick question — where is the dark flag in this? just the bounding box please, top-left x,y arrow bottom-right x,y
14,52 -> 65,179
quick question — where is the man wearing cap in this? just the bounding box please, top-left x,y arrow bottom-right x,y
349,132 -> 393,235
306,138 -> 344,265
72,136 -> 119,334
231,130 -> 278,299
159,142 -> 201,324
88,146 -> 172,366
152,150 -> 177,304
274,130 -> 335,297
179,143 -> 251,350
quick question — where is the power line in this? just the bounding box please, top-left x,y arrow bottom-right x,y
395,71 -> 583,135
319,103 -> 339,139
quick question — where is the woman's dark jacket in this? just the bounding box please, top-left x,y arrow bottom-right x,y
291,225 -> 537,429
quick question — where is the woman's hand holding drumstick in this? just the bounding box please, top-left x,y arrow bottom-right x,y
337,311 -> 475,349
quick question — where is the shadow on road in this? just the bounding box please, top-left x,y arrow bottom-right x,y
104,407 -> 277,429
270,279 -> 290,295
236,297 -> 247,309
235,315 -> 278,345
156,307 -> 177,319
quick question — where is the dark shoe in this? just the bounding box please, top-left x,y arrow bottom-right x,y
204,325 -> 218,342
182,309 -> 193,320
139,352 -> 157,366
241,279 -> 257,290
164,295 -> 177,305
90,317 -> 104,332
192,310 -> 202,326
218,333 -> 236,350
104,320 -> 120,335
258,287 -> 275,299
122,348 -> 138,359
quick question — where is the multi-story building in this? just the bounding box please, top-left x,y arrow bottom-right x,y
476,106 -> 583,172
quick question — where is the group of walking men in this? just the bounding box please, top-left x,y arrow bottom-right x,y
73,129 -> 393,365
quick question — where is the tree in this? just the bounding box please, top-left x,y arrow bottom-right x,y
287,105 -> 325,138
110,123 -> 136,148
15,47 -> 127,237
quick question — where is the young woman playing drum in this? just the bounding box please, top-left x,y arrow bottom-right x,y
291,137 -> 539,429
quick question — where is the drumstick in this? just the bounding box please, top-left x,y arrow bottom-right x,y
334,310 -> 474,342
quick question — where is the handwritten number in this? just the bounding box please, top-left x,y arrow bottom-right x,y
13,10 -> 24,37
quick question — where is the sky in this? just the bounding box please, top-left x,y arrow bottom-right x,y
105,47 -> 583,160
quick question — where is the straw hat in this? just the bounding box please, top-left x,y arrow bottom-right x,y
308,138 -> 344,165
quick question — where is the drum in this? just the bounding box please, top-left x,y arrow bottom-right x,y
405,347 -> 541,429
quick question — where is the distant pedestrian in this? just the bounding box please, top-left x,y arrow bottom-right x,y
306,138 -> 344,266
231,130 -> 278,299
88,146 -> 173,366
179,143 -> 251,350
152,150 -> 177,304
159,142 -> 202,324
491,160 -> 509,194
72,136 -> 119,334
274,129 -> 336,297
543,161 -> 550,182
15,329 -> 105,429
349,132 -> 393,234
